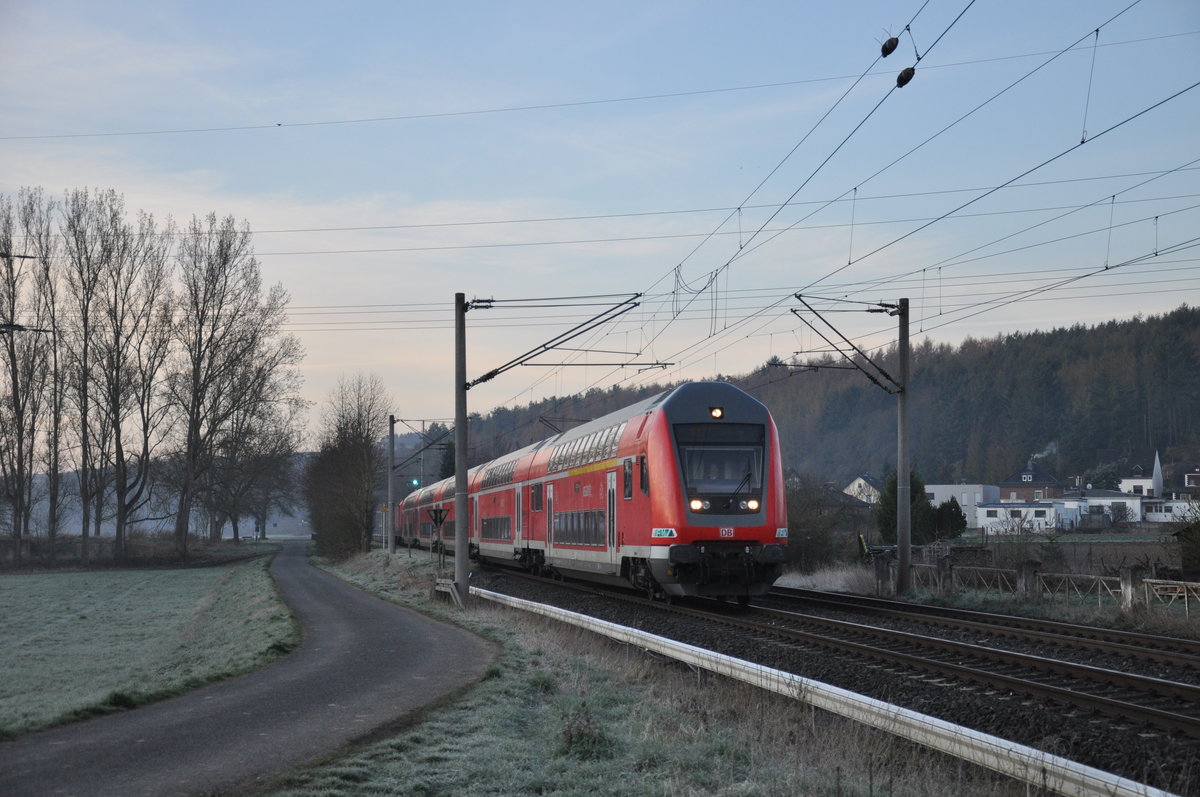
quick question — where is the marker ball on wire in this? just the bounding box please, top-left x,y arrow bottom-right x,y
896,67 -> 915,88
881,37 -> 899,57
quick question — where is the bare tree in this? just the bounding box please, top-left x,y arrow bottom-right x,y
61,188 -> 123,561
203,399 -> 304,542
168,213 -> 301,559
93,209 -> 175,557
0,193 -> 53,563
303,374 -> 390,558
24,188 -> 67,561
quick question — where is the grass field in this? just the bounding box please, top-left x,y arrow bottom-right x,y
263,552 -> 1022,797
0,543 -> 297,738
2,544 -> 1112,794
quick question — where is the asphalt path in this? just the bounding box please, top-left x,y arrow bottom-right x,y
0,537 -> 496,796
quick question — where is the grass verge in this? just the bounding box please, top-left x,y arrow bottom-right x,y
268,551 -> 1022,796
0,548 -> 298,738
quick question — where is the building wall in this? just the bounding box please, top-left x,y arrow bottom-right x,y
843,478 -> 881,505
926,484 -> 998,529
976,502 -> 1066,534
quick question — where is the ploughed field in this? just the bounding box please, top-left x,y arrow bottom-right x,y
474,569 -> 1200,795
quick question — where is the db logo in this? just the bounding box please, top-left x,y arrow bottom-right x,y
719,528 -> 735,538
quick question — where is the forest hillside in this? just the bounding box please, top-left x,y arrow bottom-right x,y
443,305 -> 1200,486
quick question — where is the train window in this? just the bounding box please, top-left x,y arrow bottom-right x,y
481,516 -> 511,541
675,423 -> 764,497
613,422 -> 627,457
639,455 -> 649,495
623,459 -> 633,500
531,483 -> 543,512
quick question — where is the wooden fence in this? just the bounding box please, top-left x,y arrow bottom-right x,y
902,560 -> 1197,615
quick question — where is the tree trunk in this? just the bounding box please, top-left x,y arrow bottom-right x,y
174,489 -> 192,560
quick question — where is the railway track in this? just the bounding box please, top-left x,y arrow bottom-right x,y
478,567 -> 1200,792
738,602 -> 1200,739
491,571 -> 1200,738
768,585 -> 1200,669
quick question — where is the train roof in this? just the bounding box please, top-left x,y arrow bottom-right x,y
402,382 -> 763,504
493,381 -> 763,456
530,387 -> 670,448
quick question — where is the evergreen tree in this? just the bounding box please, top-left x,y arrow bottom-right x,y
875,470 -> 936,545
935,497 -> 968,540
438,440 -> 455,480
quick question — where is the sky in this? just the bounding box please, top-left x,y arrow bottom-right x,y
2,0 -> 1198,435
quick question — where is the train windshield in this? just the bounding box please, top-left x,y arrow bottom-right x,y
674,423 -> 764,494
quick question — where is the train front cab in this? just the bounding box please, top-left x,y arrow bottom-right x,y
641,383 -> 787,599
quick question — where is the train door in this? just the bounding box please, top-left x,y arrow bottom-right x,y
546,484 -> 555,550
607,470 -> 617,565
515,487 -> 522,545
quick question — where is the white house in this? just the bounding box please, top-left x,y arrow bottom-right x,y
926,484 -> 999,530
1143,497 -> 1198,523
843,473 -> 884,505
1059,489 -> 1145,524
1119,451 -> 1163,498
976,501 -> 1072,535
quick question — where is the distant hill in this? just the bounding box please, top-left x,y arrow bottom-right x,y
459,305 -> 1200,486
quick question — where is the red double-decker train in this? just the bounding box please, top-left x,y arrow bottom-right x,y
396,381 -> 788,601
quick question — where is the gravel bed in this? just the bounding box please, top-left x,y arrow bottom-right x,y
476,571 -> 1200,795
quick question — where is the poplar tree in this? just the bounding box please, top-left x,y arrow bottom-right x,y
169,213 -> 301,559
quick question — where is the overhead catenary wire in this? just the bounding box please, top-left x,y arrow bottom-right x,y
564,0 -> 979,403
558,1 -> 1179,399
797,77 -> 1200,296
7,4 -> 1192,432
6,26 -> 1191,143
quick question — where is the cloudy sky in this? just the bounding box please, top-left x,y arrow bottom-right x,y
3,0 -> 1198,430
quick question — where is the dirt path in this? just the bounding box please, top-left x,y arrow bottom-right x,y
0,537 -> 495,796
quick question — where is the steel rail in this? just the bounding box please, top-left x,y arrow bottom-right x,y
772,585 -> 1200,664
493,570 -> 1200,738
672,602 -> 1200,740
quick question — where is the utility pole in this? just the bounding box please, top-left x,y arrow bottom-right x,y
790,294 -> 910,594
454,293 -> 469,606
895,298 -> 911,594
387,414 -> 396,554
447,291 -> 642,608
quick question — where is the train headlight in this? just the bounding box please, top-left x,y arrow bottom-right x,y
747,499 -> 760,511
709,406 -> 724,419
690,499 -> 704,511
